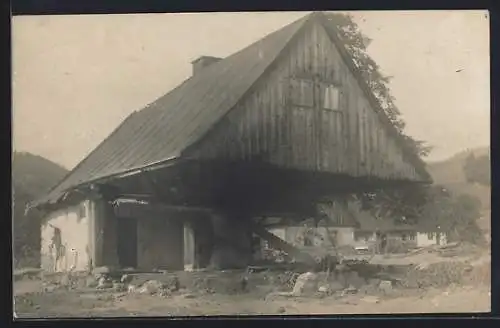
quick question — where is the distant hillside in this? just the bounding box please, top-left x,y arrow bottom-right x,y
12,152 -> 68,268
426,146 -> 490,210
13,152 -> 68,198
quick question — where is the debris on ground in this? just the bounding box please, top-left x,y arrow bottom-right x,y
12,239 -> 491,317
402,261 -> 473,289
292,272 -> 318,296
96,276 -> 113,289
378,280 -> 393,294
137,280 -> 167,295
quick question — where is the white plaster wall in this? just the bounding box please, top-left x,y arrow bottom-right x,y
416,232 -> 440,247
329,227 -> 355,246
269,226 -> 355,247
41,200 -> 91,272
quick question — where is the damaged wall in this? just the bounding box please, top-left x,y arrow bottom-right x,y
137,217 -> 183,271
41,200 -> 92,272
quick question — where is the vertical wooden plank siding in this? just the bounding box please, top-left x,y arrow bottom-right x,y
190,20 -> 422,182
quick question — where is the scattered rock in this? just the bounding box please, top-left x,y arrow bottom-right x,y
96,277 -> 113,289
120,274 -> 132,284
137,280 -> 165,295
292,272 -> 318,296
317,284 -> 330,294
127,284 -> 137,293
379,280 -> 392,293
164,276 -> 180,292
158,289 -> 171,298
342,285 -> 358,295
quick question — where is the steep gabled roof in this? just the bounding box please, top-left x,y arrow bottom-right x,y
317,13 -> 429,181
33,12 -> 430,209
32,14 -> 309,208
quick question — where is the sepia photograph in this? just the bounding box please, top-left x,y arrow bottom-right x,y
12,10 -> 490,318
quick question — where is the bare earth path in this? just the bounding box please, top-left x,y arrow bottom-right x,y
14,280 -> 490,318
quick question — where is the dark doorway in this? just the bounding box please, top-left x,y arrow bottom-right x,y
116,218 -> 138,268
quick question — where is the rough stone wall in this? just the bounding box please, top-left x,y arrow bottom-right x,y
137,217 -> 183,271
40,200 -> 92,272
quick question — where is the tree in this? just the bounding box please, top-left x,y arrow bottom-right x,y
12,152 -> 68,268
463,153 -> 490,186
353,185 -> 485,245
324,13 -> 432,158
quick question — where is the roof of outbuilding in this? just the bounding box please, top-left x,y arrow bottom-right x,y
32,12 -> 430,209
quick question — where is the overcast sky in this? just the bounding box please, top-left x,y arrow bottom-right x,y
12,11 -> 490,170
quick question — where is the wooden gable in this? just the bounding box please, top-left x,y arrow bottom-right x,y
184,19 -> 425,182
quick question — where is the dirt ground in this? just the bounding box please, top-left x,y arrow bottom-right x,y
13,244 -> 491,318
13,274 -> 490,317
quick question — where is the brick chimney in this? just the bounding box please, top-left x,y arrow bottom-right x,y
191,56 -> 222,76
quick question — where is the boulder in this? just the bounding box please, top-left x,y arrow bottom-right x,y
379,280 -> 393,294
292,272 -> 318,296
96,276 -> 113,289
137,280 -> 166,295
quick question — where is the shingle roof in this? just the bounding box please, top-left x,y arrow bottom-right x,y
32,14 -> 309,208
33,12 -> 430,209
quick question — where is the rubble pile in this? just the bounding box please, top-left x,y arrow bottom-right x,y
401,261 -> 474,289
462,261 -> 490,286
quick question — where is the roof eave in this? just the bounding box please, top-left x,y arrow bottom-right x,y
29,155 -> 182,213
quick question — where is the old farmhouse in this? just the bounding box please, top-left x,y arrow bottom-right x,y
29,12 -> 431,273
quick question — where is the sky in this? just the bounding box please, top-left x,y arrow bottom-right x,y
12,11 -> 490,170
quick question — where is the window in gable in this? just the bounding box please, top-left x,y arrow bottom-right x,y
289,78 -> 314,108
323,84 -> 340,110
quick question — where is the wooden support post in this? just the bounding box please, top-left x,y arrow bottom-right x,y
183,221 -> 195,271
209,213 -> 253,270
